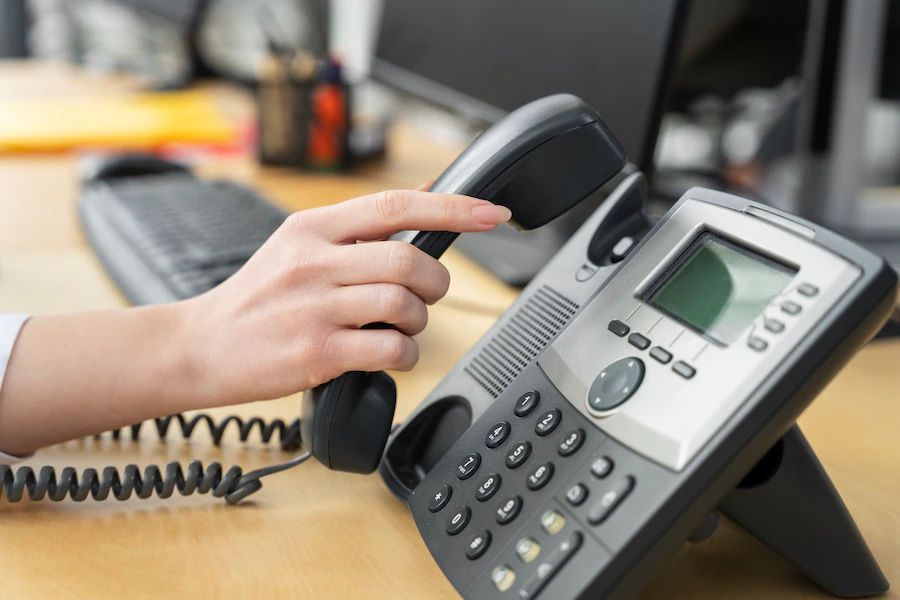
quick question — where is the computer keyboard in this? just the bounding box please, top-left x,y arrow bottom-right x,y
79,171 -> 288,305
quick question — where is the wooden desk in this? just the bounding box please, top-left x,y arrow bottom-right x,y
0,63 -> 898,600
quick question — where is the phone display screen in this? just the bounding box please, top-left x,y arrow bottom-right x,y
643,232 -> 796,345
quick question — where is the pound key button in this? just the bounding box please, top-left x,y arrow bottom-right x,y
456,453 -> 482,480
495,495 -> 523,525
466,530 -> 492,560
515,391 -> 540,417
588,476 -> 635,525
517,531 -> 584,600
476,473 -> 502,502
446,506 -> 471,536
485,422 -> 511,448
526,462 -> 555,491
558,429 -> 585,457
535,409 -> 561,436
428,484 -> 452,513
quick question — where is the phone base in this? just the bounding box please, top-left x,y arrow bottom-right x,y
720,425 -> 889,597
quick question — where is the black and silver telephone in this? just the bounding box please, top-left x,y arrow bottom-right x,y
380,161 -> 897,595
1,94 -> 628,502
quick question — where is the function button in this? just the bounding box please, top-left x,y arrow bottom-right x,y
491,565 -> 516,592
540,510 -> 566,536
456,453 -> 482,480
607,320 -> 630,337
506,441 -> 532,469
515,537 -> 541,564
565,483 -> 588,506
588,476 -> 635,525
518,532 -> 584,600
558,429 -> 585,457
649,347 -> 672,364
465,530 -> 492,560
628,333 -> 650,350
476,473 -> 502,502
485,422 -> 511,448
495,495 -> 523,525
446,506 -> 471,536
590,456 -> 614,479
611,236 -> 635,262
575,263 -> 599,282
764,318 -> 785,333
748,337 -> 768,352
514,391 -> 540,417
526,462 -> 555,491
535,409 -> 561,436
672,361 -> 696,379
798,283 -> 819,297
781,301 -> 802,315
428,484 -> 452,513
587,357 -> 645,413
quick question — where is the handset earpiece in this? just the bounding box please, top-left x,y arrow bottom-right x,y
301,94 -> 628,473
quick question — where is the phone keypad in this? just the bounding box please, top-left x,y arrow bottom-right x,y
476,473 -> 502,502
534,409 -> 561,436
505,441 -> 532,469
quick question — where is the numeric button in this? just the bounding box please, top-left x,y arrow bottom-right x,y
456,453 -> 481,480
446,506 -> 470,536
535,409 -> 561,436
466,530 -> 491,560
485,422 -> 511,448
495,496 -> 522,525
476,473 -> 502,502
514,391 -> 540,417
505,441 -> 532,469
526,462 -> 554,491
558,429 -> 585,456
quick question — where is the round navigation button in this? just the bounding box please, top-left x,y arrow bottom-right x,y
587,357 -> 645,414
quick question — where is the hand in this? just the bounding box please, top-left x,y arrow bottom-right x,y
182,189 -> 511,407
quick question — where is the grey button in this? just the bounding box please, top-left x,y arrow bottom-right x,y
607,320 -> 630,337
505,441 -> 532,469
587,357 -> 645,413
590,456 -> 614,479
649,347 -> 672,364
535,409 -> 561,436
781,301 -> 802,315
748,337 -> 768,351
465,530 -> 491,560
495,495 -> 522,525
476,473 -> 502,502
764,319 -> 785,333
672,361 -> 696,379
428,484 -> 452,513
526,462 -> 554,491
446,506 -> 471,535
485,421 -> 510,448
588,476 -> 635,525
575,263 -> 599,282
628,333 -> 650,350
558,429 -> 585,456
565,483 -> 588,506
515,391 -> 540,417
798,283 -> 819,297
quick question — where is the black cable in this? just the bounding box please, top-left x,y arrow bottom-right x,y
0,413 -> 309,505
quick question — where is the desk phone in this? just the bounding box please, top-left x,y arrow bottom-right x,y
384,184 -> 897,598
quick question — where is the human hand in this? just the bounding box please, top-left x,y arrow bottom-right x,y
182,189 -> 511,407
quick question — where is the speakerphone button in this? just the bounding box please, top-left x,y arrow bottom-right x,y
466,530 -> 492,560
428,484 -> 452,513
587,357 -> 645,413
607,320 -> 630,337
535,409 -> 561,436
485,422 -> 511,448
476,473 -> 502,502
506,441 -> 532,469
558,429 -> 585,456
798,283 -> 819,297
446,506 -> 471,535
515,391 -> 540,417
672,361 -> 696,379
781,301 -> 802,315
495,495 -> 523,525
526,462 -> 555,491
588,476 -> 635,525
628,333 -> 650,350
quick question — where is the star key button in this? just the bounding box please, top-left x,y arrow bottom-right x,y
428,484 -> 452,513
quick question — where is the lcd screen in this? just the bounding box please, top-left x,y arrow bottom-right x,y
644,233 -> 796,345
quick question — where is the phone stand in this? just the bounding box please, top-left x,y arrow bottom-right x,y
719,426 -> 889,597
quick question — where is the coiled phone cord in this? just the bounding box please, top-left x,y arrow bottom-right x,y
0,413 -> 309,505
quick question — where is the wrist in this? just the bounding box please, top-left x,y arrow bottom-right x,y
158,298 -> 221,411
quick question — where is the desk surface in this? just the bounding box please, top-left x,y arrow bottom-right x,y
0,62 -> 898,600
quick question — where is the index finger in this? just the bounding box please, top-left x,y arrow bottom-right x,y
305,189 -> 512,243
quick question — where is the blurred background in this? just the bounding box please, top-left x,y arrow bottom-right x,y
1,0 -> 899,304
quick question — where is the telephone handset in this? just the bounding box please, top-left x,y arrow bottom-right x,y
0,94 -> 627,503
392,181 -> 896,599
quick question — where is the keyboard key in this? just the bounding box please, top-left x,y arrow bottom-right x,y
466,530 -> 491,560
456,453 -> 481,480
476,473 -> 502,502
557,429 -> 585,456
485,422 -> 511,448
514,391 -> 540,417
428,484 -> 452,513
495,496 -> 523,525
506,441 -> 532,469
446,506 -> 471,536
534,409 -> 561,436
526,463 -> 554,491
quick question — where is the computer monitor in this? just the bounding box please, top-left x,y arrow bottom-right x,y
372,0 -> 688,285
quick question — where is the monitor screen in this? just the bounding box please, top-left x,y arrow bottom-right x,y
373,0 -> 686,171
643,232 -> 797,345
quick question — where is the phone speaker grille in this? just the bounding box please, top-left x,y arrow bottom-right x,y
465,285 -> 579,398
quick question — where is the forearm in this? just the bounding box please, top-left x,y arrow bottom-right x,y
0,302 -> 205,455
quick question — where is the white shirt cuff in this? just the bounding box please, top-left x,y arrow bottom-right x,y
0,314 -> 32,463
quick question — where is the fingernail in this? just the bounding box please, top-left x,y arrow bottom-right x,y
472,204 -> 512,225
